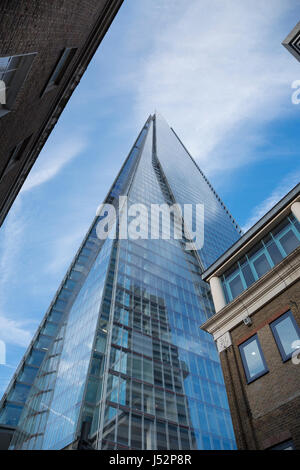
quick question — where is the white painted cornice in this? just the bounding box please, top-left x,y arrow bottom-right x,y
201,246 -> 300,341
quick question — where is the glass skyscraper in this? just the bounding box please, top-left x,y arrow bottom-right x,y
1,114 -> 241,450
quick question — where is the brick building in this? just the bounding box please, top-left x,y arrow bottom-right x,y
0,0 -> 123,227
201,184 -> 300,450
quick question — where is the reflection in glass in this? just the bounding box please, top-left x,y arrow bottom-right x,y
271,311 -> 300,361
239,335 -> 268,382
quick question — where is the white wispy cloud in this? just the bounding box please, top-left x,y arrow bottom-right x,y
0,315 -> 32,348
242,169 -> 300,232
21,135 -> 87,192
0,197 -> 24,296
112,0 -> 299,174
45,231 -> 85,276
0,197 -> 35,348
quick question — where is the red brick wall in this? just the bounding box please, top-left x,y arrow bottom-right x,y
220,280 -> 300,449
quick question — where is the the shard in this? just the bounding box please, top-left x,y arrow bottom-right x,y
0,114 -> 241,450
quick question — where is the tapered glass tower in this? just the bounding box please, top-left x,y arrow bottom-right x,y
1,114 -> 241,450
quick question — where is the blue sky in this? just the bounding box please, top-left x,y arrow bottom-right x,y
0,0 -> 300,396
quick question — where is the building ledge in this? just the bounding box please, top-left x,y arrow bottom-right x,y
200,245 -> 300,340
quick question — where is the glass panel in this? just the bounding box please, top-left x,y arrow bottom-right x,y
26,349 -> 45,367
19,366 -> 38,384
241,263 -> 255,288
132,355 -> 142,380
270,439 -> 294,450
267,241 -> 283,265
228,274 -> 243,299
0,54 -> 36,109
36,334 -> 52,350
272,313 -> 300,359
131,381 -> 142,411
143,357 -> 153,384
48,49 -> 74,86
143,384 -> 154,414
180,427 -> 190,450
253,253 -> 270,278
168,424 -> 179,449
85,378 -> 99,404
144,418 -> 155,449
0,57 -> 10,72
156,421 -> 167,450
132,331 -> 152,357
0,403 -> 23,426
53,299 -> 66,311
90,353 -> 104,376
94,331 -> 107,353
279,230 -> 299,255
48,310 -> 63,324
240,336 -> 267,381
131,414 -> 142,449
116,412 -> 129,446
8,383 -> 31,403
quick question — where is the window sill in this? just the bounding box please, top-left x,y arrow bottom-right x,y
246,369 -> 269,385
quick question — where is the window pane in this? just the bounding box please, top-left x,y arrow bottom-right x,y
132,355 -> 142,380
228,274 -> 243,299
94,331 -> 107,353
131,381 -> 142,411
144,418 -> 155,449
241,264 -> 255,288
132,331 -> 152,357
240,336 -> 267,381
0,403 -> 23,426
8,383 -> 31,403
157,421 -> 168,449
0,54 -> 36,110
27,349 -> 45,367
271,313 -> 300,359
180,427 -> 191,450
267,241 -> 283,265
253,253 -> 270,278
131,414 -> 142,449
19,365 -> 38,384
143,385 -> 154,414
90,353 -> 104,376
168,424 -> 179,449
48,310 -> 63,323
85,378 -> 99,404
116,412 -> 129,446
279,230 -> 299,255
0,57 -> 10,72
47,48 -> 76,87
270,439 -> 294,450
36,334 -> 52,350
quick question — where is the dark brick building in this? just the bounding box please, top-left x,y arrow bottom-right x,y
0,0 -> 123,227
201,184 -> 300,450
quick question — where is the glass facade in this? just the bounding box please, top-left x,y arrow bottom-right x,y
155,114 -> 241,269
222,214 -> 300,303
6,114 -> 241,450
